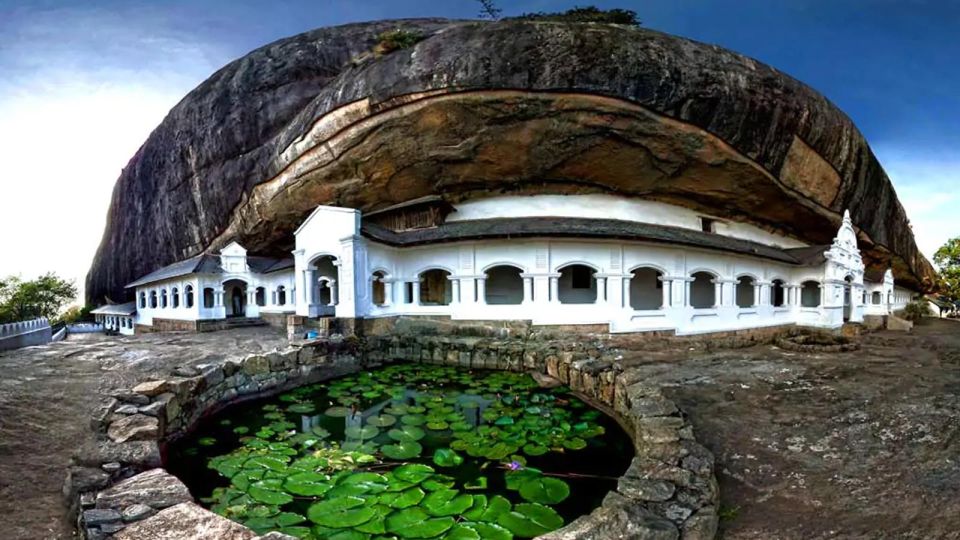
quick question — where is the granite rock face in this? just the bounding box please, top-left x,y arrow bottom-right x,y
86,18 -> 934,303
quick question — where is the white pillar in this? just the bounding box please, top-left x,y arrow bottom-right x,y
522,276 -> 533,304
328,280 -> 338,307
595,276 -> 607,304
451,279 -> 461,305
304,270 -> 316,305
685,280 -> 693,308
713,281 -> 722,308
384,281 -> 394,307
549,276 -> 560,303
660,277 -> 671,309
411,281 -> 421,306
623,277 -> 633,310
476,278 -> 487,305
754,284 -> 761,307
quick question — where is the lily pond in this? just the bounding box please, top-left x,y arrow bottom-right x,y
168,364 -> 632,539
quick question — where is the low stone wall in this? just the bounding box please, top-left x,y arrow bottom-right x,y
0,317 -> 52,351
66,333 -> 718,540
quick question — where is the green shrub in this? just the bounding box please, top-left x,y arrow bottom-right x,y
902,299 -> 932,322
375,29 -> 424,55
514,6 -> 641,26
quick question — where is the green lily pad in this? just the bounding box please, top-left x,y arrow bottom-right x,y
432,448 -> 463,468
198,437 -> 217,447
344,425 -> 380,440
284,472 -> 331,496
400,414 -> 426,426
445,525 -> 482,540
497,503 -> 563,537
381,440 -> 423,460
392,463 -> 434,484
464,476 -> 488,490
287,403 -> 316,414
366,414 -> 396,427
306,495 -> 376,528
422,489 -> 473,516
387,425 -> 425,442
384,507 -> 455,538
382,486 -> 425,509
325,406 -> 350,417
248,479 -> 293,505
517,476 -> 570,504
459,522 -> 513,540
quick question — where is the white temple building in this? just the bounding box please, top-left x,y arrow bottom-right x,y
96,194 -> 915,336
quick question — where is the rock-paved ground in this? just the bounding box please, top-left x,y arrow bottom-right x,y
0,321 -> 958,539
616,319 -> 960,539
0,328 -> 288,539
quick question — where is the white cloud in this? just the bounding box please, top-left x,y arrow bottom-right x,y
874,147 -> 960,263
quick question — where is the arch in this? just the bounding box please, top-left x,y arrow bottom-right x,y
558,264 -> 596,304
734,272 -> 760,281
412,264 -> 456,277
629,266 -> 663,310
481,261 -> 529,274
185,285 -> 195,308
160,289 -> 168,309
555,260 -> 601,273
485,265 -> 524,305
139,292 -> 146,309
255,287 -> 266,307
313,256 -> 339,306
223,279 -> 248,317
171,287 -> 180,309
276,285 -> 287,306
307,252 -> 339,267
149,290 -> 158,309
418,269 -> 452,306
689,271 -> 716,309
801,280 -> 821,307
771,279 -> 786,307
627,262 -> 668,275
735,275 -> 756,308
371,271 -> 387,306
203,287 -> 215,309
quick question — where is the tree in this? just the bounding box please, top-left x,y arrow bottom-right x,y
0,273 -> 78,323
515,6 -> 641,26
476,0 -> 502,20
934,237 -> 960,307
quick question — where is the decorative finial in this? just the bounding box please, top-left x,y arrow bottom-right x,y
843,209 -> 852,223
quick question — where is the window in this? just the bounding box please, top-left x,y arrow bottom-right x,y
872,291 -> 881,305
736,276 -> 755,308
700,217 -> 716,233
185,285 -> 194,308
772,280 -> 785,307
139,292 -> 146,309
203,287 -> 215,309
149,291 -> 158,309
255,287 -> 266,307
160,289 -> 168,309
571,266 -> 592,289
172,288 -> 180,309
801,281 -> 822,308
277,286 -> 287,306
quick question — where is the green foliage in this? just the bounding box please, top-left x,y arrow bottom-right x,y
0,272 -> 78,323
375,29 -> 424,55
57,304 -> 92,325
515,6 -> 641,26
934,237 -> 960,307
902,299 -> 932,322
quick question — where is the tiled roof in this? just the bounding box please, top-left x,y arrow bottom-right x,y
362,217 -> 817,265
125,254 -> 294,288
90,302 -> 137,316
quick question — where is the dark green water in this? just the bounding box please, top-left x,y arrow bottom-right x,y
167,363 -> 632,539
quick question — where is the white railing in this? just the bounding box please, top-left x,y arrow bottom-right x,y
0,317 -> 50,338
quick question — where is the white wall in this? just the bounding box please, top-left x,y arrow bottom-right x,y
448,194 -> 808,249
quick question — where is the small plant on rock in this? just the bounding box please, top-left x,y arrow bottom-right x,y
374,29 -> 424,55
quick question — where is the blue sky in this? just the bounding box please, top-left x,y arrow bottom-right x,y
0,0 -> 957,299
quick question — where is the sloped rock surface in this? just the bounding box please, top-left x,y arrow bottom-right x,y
112,502 -> 256,540
86,18 -> 935,303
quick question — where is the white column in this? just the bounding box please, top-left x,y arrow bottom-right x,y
595,276 -> 607,304
754,284 -> 761,307
623,277 -> 633,310
384,281 -> 394,307
328,280 -> 338,306
522,276 -> 533,304
476,278 -> 487,305
660,277 -> 671,309
713,281 -> 722,308
304,270 -> 316,305
549,276 -> 560,303
450,279 -> 461,305
684,280 -> 693,307
411,281 -> 421,306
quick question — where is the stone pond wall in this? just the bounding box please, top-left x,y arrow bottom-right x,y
65,333 -> 718,540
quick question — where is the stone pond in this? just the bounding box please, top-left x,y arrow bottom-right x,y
65,332 -> 720,539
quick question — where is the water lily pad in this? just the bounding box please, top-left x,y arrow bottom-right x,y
306,495 -> 376,528
325,406 -> 350,417
382,486 -> 425,509
387,425 -> 425,442
497,503 -> 563,537
248,479 -> 293,505
381,440 -> 422,460
480,495 -> 512,522
232,426 -> 250,435
400,414 -> 426,426
287,403 -> 316,414
432,448 -> 463,468
518,476 -> 570,504
446,524 -> 482,540
366,414 -> 396,427
344,425 -> 380,440
458,522 -> 512,540
198,437 -> 217,447
464,476 -> 488,490
423,489 -> 473,516
284,472 -> 331,496
392,463 -> 434,484
384,507 -> 455,538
